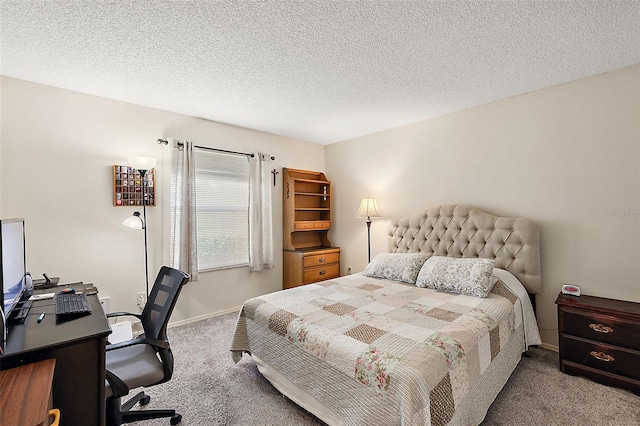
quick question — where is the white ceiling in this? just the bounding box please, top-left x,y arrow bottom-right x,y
1,1 -> 638,145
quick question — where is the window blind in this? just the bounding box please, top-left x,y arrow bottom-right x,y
194,149 -> 250,270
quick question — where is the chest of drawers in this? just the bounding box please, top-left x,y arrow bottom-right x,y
283,247 -> 340,289
556,293 -> 640,395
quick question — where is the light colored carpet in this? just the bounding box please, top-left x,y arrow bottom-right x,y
130,312 -> 639,426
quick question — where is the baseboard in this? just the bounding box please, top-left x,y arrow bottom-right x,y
540,342 -> 559,352
168,306 -> 242,329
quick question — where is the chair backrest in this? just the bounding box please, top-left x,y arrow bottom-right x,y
139,266 -> 190,384
141,266 -> 190,342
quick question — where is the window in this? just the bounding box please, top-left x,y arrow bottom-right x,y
171,148 -> 250,271
195,150 -> 250,270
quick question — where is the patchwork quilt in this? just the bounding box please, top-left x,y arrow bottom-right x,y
231,274 -> 523,426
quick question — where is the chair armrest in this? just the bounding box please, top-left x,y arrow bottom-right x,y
106,311 -> 143,320
106,336 -> 170,352
105,369 -> 129,399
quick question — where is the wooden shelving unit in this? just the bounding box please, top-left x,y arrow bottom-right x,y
282,168 -> 340,289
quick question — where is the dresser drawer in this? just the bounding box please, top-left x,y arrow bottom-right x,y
294,222 -> 315,230
303,263 -> 340,284
303,252 -> 340,268
283,247 -> 340,289
294,221 -> 332,231
561,335 -> 640,380
561,308 -> 640,351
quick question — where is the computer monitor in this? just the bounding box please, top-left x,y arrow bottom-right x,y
1,218 -> 27,321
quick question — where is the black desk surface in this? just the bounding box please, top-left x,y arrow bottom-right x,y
1,283 -> 112,426
2,283 -> 111,360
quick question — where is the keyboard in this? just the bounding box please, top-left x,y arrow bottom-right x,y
56,293 -> 92,318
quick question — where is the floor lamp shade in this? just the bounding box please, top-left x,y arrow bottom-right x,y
355,198 -> 382,219
355,197 -> 382,264
127,156 -> 157,171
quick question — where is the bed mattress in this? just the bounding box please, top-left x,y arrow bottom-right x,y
231,271 -> 539,425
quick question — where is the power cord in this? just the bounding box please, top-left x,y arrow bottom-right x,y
0,307 -> 6,354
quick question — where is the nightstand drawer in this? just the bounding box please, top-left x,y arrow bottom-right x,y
303,263 -> 339,284
561,308 -> 640,351
303,252 -> 340,268
562,335 -> 640,380
561,360 -> 640,393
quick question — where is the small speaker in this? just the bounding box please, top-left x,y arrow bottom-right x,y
23,272 -> 33,297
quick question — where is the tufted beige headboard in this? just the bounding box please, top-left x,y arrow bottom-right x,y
387,205 -> 541,294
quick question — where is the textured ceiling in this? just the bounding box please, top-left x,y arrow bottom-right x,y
1,1 -> 638,145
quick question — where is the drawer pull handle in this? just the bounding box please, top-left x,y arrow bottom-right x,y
590,351 -> 615,362
318,258 -> 326,263
319,270 -> 326,275
589,323 -> 613,333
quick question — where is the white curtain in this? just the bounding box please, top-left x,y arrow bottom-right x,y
248,153 -> 274,271
170,141 -> 199,281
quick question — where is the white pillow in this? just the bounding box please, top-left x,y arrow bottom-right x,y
416,256 -> 496,297
362,253 -> 430,284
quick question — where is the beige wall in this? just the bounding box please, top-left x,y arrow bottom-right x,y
0,76 -> 325,322
326,65 -> 640,348
2,66 -> 639,345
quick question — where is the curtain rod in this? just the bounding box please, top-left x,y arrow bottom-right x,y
158,138 -> 275,160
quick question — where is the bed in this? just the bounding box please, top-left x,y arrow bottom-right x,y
231,205 -> 542,425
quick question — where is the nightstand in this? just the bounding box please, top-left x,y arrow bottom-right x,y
556,292 -> 640,395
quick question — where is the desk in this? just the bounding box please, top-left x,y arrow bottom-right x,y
0,358 -> 56,426
1,284 -> 111,426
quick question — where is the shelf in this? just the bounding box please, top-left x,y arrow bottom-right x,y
294,178 -> 330,184
295,192 -> 331,197
286,246 -> 339,254
283,167 -> 333,252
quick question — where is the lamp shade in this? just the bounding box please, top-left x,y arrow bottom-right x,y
355,197 -> 382,219
123,211 -> 144,229
127,156 -> 157,171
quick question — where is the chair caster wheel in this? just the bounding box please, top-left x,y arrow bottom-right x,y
140,395 -> 151,405
170,414 -> 182,425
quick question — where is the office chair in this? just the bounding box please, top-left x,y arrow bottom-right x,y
104,266 -> 190,426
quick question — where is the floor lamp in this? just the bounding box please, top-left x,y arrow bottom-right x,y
355,197 -> 382,264
122,156 -> 157,298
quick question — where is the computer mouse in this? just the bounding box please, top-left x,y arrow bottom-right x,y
58,288 -> 75,294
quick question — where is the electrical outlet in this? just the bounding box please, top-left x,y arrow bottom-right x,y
346,266 -> 352,275
136,292 -> 146,309
99,296 -> 110,314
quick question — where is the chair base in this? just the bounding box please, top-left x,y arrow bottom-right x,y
107,391 -> 182,425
